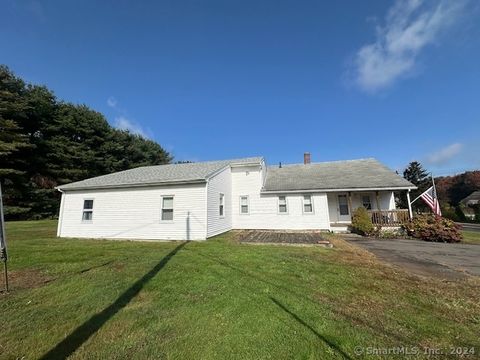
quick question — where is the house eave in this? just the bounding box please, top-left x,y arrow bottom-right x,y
56,179 -> 207,192
261,186 -> 417,194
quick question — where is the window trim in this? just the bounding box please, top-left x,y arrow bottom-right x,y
161,195 -> 174,222
302,195 -> 314,214
239,195 -> 249,215
277,195 -> 288,215
219,193 -> 225,218
81,198 -> 94,223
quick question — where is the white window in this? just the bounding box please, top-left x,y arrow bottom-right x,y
161,196 -> 174,221
82,199 -> 94,221
362,195 -> 372,210
240,196 -> 249,214
278,196 -> 287,213
303,195 -> 313,213
219,193 -> 225,217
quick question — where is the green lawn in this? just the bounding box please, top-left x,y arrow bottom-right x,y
462,230 -> 480,245
1,221 -> 479,359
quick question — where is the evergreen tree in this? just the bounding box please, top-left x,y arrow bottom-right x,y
0,65 -> 172,219
403,161 -> 429,186
402,161 -> 430,213
0,66 -> 34,216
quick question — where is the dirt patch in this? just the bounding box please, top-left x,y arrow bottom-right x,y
237,230 -> 332,246
0,268 -> 55,294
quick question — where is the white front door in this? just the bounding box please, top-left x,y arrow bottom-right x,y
337,194 -> 351,222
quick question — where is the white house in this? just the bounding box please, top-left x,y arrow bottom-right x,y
56,154 -> 416,240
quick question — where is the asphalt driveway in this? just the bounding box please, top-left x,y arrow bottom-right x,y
345,237 -> 480,280
458,222 -> 480,233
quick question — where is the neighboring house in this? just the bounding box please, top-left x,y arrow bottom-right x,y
460,191 -> 480,220
56,154 -> 416,240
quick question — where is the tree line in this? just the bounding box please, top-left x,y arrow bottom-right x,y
0,65 -> 172,220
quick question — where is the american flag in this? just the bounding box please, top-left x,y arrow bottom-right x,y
419,186 -> 442,216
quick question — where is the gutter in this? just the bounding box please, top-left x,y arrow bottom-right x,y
261,186 -> 417,194
56,179 -> 207,192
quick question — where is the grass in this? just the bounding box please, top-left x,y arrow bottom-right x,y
462,231 -> 480,245
0,221 -> 479,359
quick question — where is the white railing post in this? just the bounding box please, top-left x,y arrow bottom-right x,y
406,190 -> 413,220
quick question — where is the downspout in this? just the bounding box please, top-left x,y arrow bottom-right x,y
204,179 -> 209,240
57,189 -> 65,237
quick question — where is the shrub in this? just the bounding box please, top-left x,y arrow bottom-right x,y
403,214 -> 462,243
377,228 -> 407,239
351,207 -> 375,236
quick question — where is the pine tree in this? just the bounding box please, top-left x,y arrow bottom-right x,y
0,65 -> 172,219
402,161 -> 430,213
0,66 -> 33,216
403,161 -> 429,186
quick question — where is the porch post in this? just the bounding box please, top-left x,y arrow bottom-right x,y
375,191 -> 381,210
347,191 -> 353,218
406,190 -> 413,220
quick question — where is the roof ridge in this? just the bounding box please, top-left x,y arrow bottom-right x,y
268,158 -> 377,168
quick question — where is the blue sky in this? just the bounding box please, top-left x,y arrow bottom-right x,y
1,0 -> 479,175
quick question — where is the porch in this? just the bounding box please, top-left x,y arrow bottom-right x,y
328,191 -> 411,229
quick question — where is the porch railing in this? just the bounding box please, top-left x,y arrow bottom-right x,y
368,209 -> 409,226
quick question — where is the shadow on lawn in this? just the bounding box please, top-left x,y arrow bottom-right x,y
270,297 -> 352,360
200,253 -> 410,344
40,241 -> 188,360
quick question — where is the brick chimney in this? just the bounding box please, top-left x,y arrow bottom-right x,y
304,152 -> 311,165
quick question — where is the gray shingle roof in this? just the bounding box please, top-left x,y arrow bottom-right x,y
262,158 -> 415,192
58,157 -> 263,191
460,190 -> 480,205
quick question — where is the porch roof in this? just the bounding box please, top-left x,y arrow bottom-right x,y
262,158 -> 415,193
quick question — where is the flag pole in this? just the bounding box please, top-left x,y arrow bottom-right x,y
431,172 -> 441,217
410,193 -> 422,204
431,173 -> 437,196
0,181 -> 8,293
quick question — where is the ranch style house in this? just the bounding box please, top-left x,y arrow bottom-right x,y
56,154 -> 416,240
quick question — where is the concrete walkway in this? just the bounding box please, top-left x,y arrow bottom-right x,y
345,237 -> 480,280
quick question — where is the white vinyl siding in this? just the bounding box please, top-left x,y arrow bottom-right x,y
231,164 -> 330,230
206,166 -> 232,238
58,183 -> 207,240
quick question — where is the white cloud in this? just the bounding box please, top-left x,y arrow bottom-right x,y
114,116 -> 150,138
426,143 -> 463,165
107,96 -> 152,138
352,0 -> 467,92
107,96 -> 118,108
